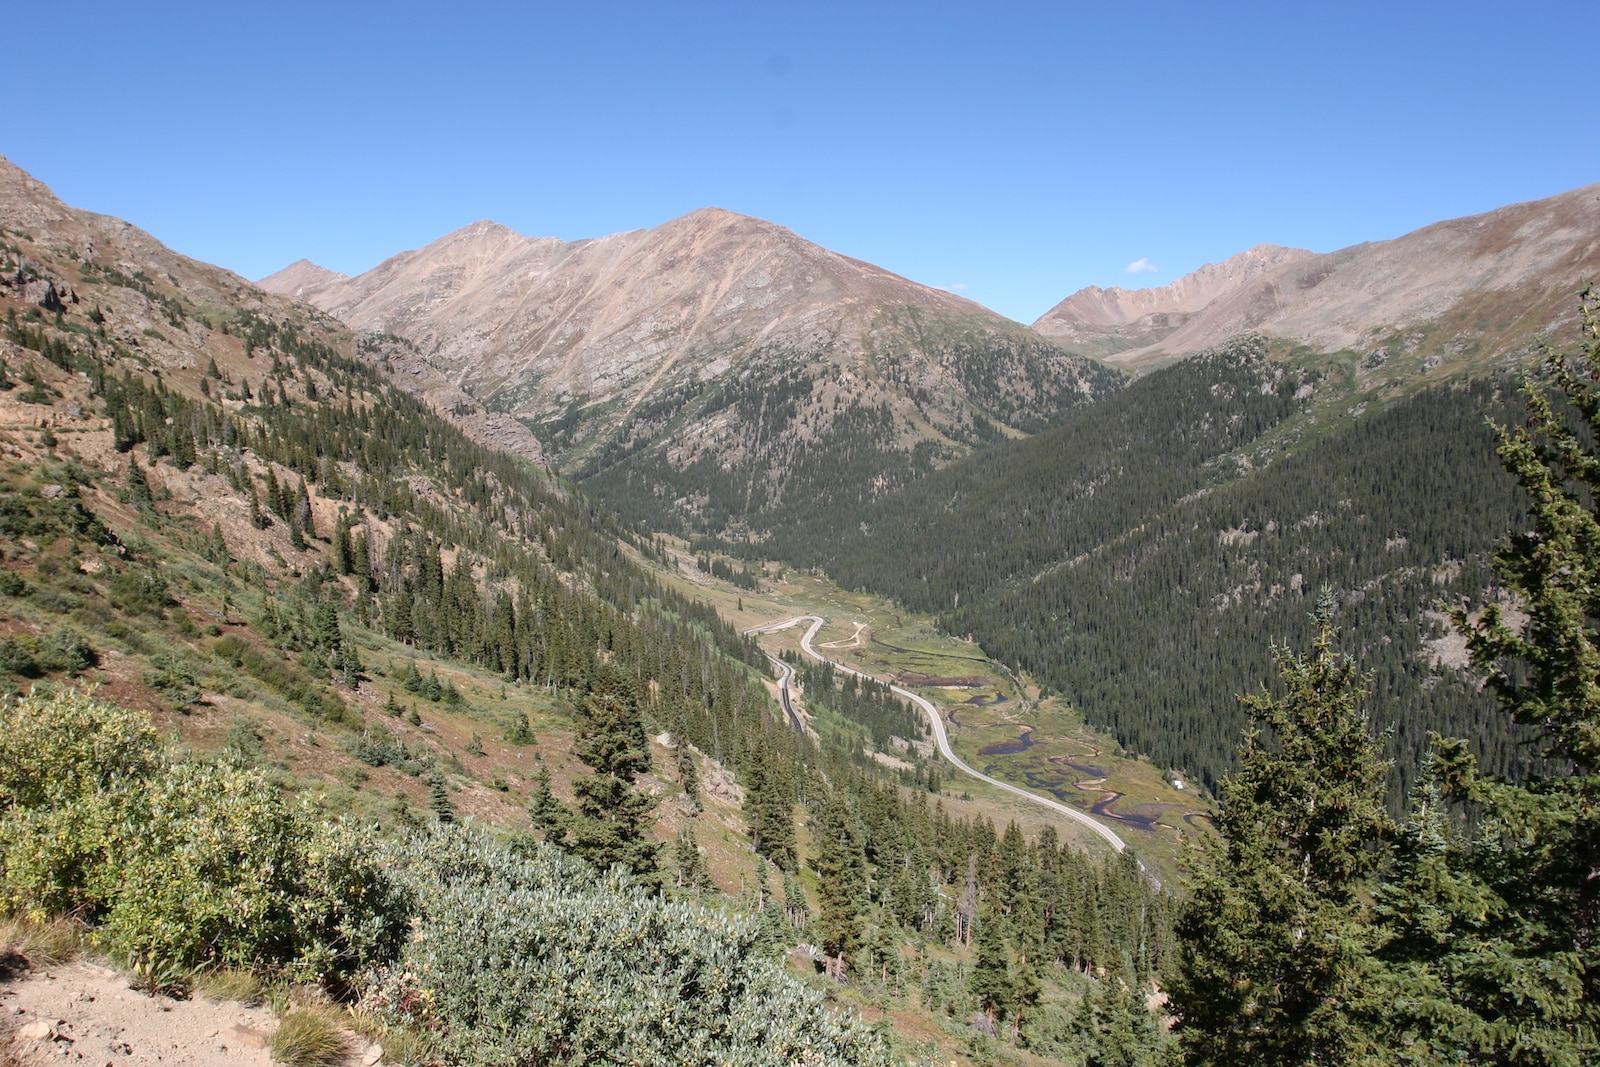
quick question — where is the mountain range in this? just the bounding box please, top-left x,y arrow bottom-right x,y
259,180 -> 1600,539
1034,183 -> 1600,367
261,209 -> 1119,535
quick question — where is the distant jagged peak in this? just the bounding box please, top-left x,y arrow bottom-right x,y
1035,244 -> 1314,335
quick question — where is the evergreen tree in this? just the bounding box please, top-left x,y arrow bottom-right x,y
674,711 -> 700,808
1170,591 -> 1393,1067
428,775 -> 455,824
969,905 -> 1014,1029
1427,292 -> 1600,1063
1078,969 -> 1167,1067
782,868 -> 811,930
294,476 -> 315,538
743,739 -> 796,870
124,456 -> 153,509
672,829 -> 710,891
526,768 -> 566,836
813,790 -> 867,978
1367,764 -> 1508,1064
555,672 -> 661,889
503,710 -> 534,745
332,516 -> 353,574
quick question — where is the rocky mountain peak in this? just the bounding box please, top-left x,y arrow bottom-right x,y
263,205 -> 1118,534
256,259 -> 347,303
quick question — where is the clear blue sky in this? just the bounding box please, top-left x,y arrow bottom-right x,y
3,1 -> 1594,323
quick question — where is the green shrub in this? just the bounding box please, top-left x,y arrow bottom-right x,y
0,688 -> 405,985
0,688 -> 162,917
367,826 -> 894,1067
108,567 -> 170,617
0,636 -> 40,678
34,626 -> 96,675
213,633 -> 247,665
93,760 -> 405,983
141,651 -> 198,707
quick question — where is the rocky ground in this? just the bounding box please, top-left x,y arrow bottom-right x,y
0,959 -> 383,1067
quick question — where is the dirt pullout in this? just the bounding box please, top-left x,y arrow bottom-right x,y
0,959 -> 379,1067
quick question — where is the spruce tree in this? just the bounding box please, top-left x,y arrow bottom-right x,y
672,829 -> 710,890
1169,591 -> 1392,1067
554,671 -> 661,889
969,905 -> 1015,1029
813,790 -> 866,978
428,775 -> 455,824
1425,291 -> 1600,1063
1367,763 -> 1507,1064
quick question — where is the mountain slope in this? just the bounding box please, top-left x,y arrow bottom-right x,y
766,333 -> 1540,797
256,257 -> 347,303
1035,183 -> 1600,369
265,209 -> 1122,534
1033,244 -> 1315,353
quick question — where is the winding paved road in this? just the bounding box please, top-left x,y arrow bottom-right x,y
746,616 -> 1128,854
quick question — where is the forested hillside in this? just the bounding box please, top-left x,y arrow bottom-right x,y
759,337 -> 1531,794
573,317 -> 1125,538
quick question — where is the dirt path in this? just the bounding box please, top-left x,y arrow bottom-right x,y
816,622 -> 867,650
1,959 -> 382,1067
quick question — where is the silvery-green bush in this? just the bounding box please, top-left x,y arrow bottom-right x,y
375,826 -> 897,1067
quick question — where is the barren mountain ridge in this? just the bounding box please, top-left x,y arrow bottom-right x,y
1034,184 -> 1600,368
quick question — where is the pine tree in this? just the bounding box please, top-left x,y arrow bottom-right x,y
247,479 -> 269,529
1367,763 -> 1506,1064
428,775 -> 455,824
674,711 -> 700,808
1169,591 -> 1392,1067
294,477 -> 315,539
526,768 -> 567,836
1428,291 -> 1600,1062
969,905 -> 1014,1028
556,671 -> 661,889
124,456 -> 153,508
813,790 -> 866,979
332,517 -> 353,574
503,711 -> 534,745
672,829 -> 710,890
743,739 -> 796,870
781,868 -> 811,930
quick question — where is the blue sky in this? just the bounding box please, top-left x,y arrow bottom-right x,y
3,1 -> 1594,323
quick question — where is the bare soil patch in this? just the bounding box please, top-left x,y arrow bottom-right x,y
1,960 -> 381,1067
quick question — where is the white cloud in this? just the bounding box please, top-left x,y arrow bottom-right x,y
947,282 -> 968,291
1124,258 -> 1158,274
